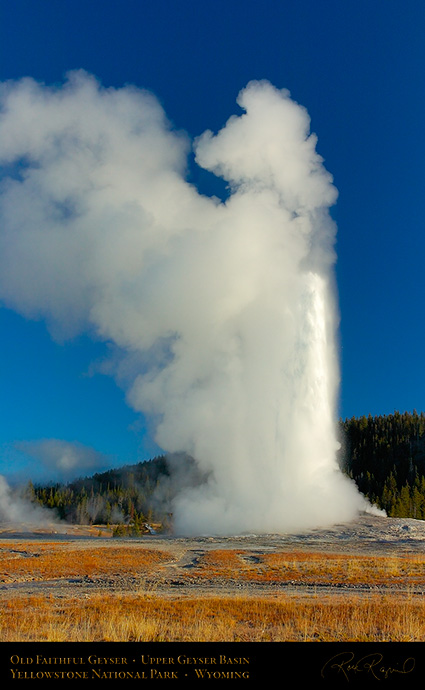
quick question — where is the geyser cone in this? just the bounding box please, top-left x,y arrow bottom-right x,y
0,73 -> 371,534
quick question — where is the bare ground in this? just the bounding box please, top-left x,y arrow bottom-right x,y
0,514 -> 424,600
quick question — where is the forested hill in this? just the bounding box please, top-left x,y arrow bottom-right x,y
339,410 -> 425,519
28,411 -> 425,529
28,453 -> 204,534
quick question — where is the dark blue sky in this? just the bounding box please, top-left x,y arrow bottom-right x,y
1,0 -> 424,480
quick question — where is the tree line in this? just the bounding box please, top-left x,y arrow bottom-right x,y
27,410 -> 425,529
27,455 -> 174,535
338,410 -> 425,519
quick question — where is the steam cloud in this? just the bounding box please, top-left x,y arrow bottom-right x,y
0,475 -> 56,525
0,71 -> 375,534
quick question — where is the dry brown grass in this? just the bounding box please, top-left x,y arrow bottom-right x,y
1,542 -> 424,642
0,544 -> 171,582
3,544 -> 423,588
190,549 -> 425,587
0,592 -> 424,642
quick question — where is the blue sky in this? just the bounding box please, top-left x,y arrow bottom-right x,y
0,0 -> 424,482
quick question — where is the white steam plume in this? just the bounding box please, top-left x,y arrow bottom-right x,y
0,475 -> 57,525
0,71 -> 375,534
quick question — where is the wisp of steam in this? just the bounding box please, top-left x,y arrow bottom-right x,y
0,72 -> 375,534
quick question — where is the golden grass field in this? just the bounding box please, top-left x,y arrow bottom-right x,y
2,591 -> 425,643
1,536 -> 424,642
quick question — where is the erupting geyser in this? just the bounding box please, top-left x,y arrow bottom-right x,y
0,72 -> 373,534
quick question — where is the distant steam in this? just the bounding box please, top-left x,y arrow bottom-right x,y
0,475 -> 55,525
0,71 -> 376,534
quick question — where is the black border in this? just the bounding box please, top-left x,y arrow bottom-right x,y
1,641 -> 422,685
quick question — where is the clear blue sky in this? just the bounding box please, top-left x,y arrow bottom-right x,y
0,0 -> 424,482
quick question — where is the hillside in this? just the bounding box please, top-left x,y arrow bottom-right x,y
27,453 -> 206,534
339,410 -> 425,519
25,411 -> 425,530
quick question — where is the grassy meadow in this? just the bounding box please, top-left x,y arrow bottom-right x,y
0,542 -> 424,642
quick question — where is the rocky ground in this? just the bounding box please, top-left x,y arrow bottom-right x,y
0,514 -> 424,600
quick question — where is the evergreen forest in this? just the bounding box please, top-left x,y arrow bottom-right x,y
339,410 -> 425,520
27,411 -> 425,532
